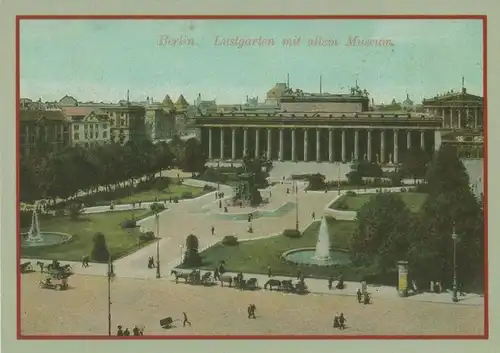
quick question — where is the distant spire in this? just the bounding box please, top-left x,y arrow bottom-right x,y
320,75 -> 322,94
127,90 -> 130,104
287,73 -> 290,88
355,79 -> 358,89
462,76 -> 465,89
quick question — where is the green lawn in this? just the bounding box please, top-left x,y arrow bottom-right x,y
180,218 -> 369,280
21,209 -> 156,262
117,184 -> 205,204
331,192 -> 428,213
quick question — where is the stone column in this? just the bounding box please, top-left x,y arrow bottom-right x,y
291,129 -> 296,161
316,129 -> 321,162
474,108 -> 478,129
341,130 -> 346,162
449,108 -> 454,128
393,129 -> 399,164
328,129 -> 334,162
420,130 -> 425,150
231,128 -> 236,160
208,128 -> 213,159
243,128 -> 248,156
354,129 -> 359,161
434,130 -> 442,151
457,109 -> 462,129
367,129 -> 372,162
279,129 -> 284,161
304,128 -> 309,162
407,131 -> 411,149
255,128 -> 260,158
220,128 -> 225,160
380,130 -> 385,163
466,108 -> 469,129
267,128 -> 272,160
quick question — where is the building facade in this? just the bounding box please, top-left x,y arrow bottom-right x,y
20,109 -> 70,157
61,107 -> 111,147
145,107 -> 176,141
422,87 -> 484,130
103,104 -> 147,144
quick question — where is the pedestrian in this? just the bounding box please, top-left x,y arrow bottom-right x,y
211,226 -> 215,236
133,325 -> 140,336
123,328 -> 130,336
311,212 -> 315,220
247,304 -> 256,319
356,288 -> 362,303
296,268 -> 302,280
430,280 -> 434,293
269,190 -> 272,198
361,279 -> 367,295
214,267 -> 220,281
117,325 -> 124,336
328,275 -> 333,290
132,201 -> 135,209
333,313 -> 340,328
81,255 -> 89,268
267,266 -> 272,278
339,313 -> 347,329
182,312 -> 192,327
138,201 -> 142,208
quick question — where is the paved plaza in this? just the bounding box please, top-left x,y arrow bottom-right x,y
20,162 -> 485,335
20,273 -> 484,336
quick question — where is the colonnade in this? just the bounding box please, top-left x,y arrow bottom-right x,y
428,107 -> 483,129
205,126 -> 440,163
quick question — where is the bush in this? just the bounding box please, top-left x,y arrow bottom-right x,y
54,209 -> 66,217
203,184 -> 216,191
346,170 -> 363,185
120,219 -> 137,229
67,202 -> 83,220
222,235 -> 239,246
139,231 -> 156,242
150,202 -> 165,213
283,229 -> 301,238
306,173 -> 327,190
183,248 -> 202,266
335,201 -> 349,210
90,232 -> 110,262
186,234 -> 199,250
181,191 -> 193,199
345,191 -> 357,196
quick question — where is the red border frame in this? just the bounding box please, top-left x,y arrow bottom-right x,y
15,14 -> 488,340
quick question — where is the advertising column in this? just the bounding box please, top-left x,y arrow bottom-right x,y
397,260 -> 409,297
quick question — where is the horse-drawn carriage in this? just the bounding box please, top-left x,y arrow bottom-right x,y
39,276 -> 68,291
170,269 -> 215,286
267,279 -> 308,294
20,261 -> 34,273
233,276 -> 259,290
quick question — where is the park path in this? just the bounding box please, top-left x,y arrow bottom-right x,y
21,182 -> 484,307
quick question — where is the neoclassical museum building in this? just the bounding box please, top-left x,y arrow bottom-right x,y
194,87 -> 443,164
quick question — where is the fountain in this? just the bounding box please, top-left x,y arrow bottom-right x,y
282,217 -> 351,266
313,217 -> 332,261
21,208 -> 72,248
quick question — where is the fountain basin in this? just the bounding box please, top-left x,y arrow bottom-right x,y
282,247 -> 352,267
21,232 -> 72,248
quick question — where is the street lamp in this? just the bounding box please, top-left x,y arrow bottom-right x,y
452,225 -> 458,303
155,212 -> 161,278
179,244 -> 184,264
107,257 -> 113,336
295,181 -> 299,231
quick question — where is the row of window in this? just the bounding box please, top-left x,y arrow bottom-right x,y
73,131 -> 108,140
73,123 -> 108,131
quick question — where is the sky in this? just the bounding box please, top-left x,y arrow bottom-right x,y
20,19 -> 483,105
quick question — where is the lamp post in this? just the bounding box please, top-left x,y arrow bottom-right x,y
179,244 -> 184,264
107,257 -> 113,336
452,226 -> 458,303
337,162 -> 341,195
155,212 -> 161,278
295,181 -> 299,231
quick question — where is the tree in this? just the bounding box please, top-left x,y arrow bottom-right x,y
184,234 -> 201,266
67,202 -> 83,220
350,193 -> 413,273
400,148 -> 430,184
182,138 -> 207,173
169,134 -> 186,167
425,144 -> 470,196
90,232 -> 110,262
306,173 -> 326,190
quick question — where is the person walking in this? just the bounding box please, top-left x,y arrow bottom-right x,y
296,268 -> 302,281
247,304 -> 256,319
339,313 -> 347,330
311,212 -> 315,220
81,255 -> 89,268
328,275 -> 334,290
182,312 -> 192,327
123,328 -> 130,336
267,266 -> 272,278
117,325 -> 124,336
333,313 -> 340,328
133,325 -> 140,336
211,226 -> 215,236
356,288 -> 362,303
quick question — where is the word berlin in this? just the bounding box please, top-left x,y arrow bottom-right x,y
213,35 -> 394,48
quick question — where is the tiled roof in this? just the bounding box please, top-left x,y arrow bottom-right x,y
21,109 -> 68,122
61,107 -> 107,117
162,95 -> 174,106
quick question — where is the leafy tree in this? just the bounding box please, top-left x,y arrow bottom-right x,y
185,234 -> 199,250
67,202 -> 83,220
355,161 -> 383,178
350,193 -> 413,273
346,170 -> 362,185
169,134 -> 186,167
184,234 -> 201,266
400,148 -> 430,184
90,232 -> 110,262
182,138 -> 207,173
425,144 -> 470,196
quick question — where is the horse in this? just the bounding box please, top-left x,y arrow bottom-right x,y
171,269 -> 192,283
219,275 -> 233,287
264,279 -> 282,291
36,261 -> 46,273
